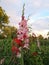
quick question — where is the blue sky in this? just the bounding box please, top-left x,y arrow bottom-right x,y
0,0 -> 49,37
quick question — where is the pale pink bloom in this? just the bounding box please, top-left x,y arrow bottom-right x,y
17,29 -> 26,35
17,35 -> 24,41
19,20 -> 27,28
22,28 -> 29,33
19,47 -> 22,51
17,28 -> 29,40
23,43 -> 29,49
24,38 -> 29,44
17,29 -> 22,35
20,29 -> 27,34
16,52 -> 21,58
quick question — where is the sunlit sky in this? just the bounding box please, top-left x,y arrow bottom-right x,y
0,0 -> 49,37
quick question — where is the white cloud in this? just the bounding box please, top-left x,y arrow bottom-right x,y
2,0 -> 22,5
32,0 -> 42,8
31,30 -> 49,38
31,18 -> 49,30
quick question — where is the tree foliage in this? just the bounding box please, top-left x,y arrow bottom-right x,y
0,7 -> 17,38
0,7 -> 9,29
38,35 -> 44,40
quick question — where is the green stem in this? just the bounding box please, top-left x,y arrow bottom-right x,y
21,48 -> 24,65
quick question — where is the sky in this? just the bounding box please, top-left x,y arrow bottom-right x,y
0,0 -> 49,37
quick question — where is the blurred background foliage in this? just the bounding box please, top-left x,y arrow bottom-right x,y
0,7 -> 17,39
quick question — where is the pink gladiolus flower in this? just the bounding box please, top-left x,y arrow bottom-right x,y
17,17 -> 29,48
14,16 -> 29,50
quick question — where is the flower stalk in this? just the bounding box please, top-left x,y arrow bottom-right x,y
20,48 -> 24,65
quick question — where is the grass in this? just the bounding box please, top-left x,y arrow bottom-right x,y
0,38 -> 49,65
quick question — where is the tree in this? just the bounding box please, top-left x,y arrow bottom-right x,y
47,32 -> 49,39
0,7 -> 9,32
47,32 -> 49,35
38,35 -> 44,40
1,26 -> 17,38
0,7 -> 17,38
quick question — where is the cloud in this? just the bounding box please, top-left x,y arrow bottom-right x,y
1,0 -> 22,5
7,11 -> 21,28
31,17 -> 49,30
32,0 -> 49,9
31,30 -> 49,38
28,16 -> 49,37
